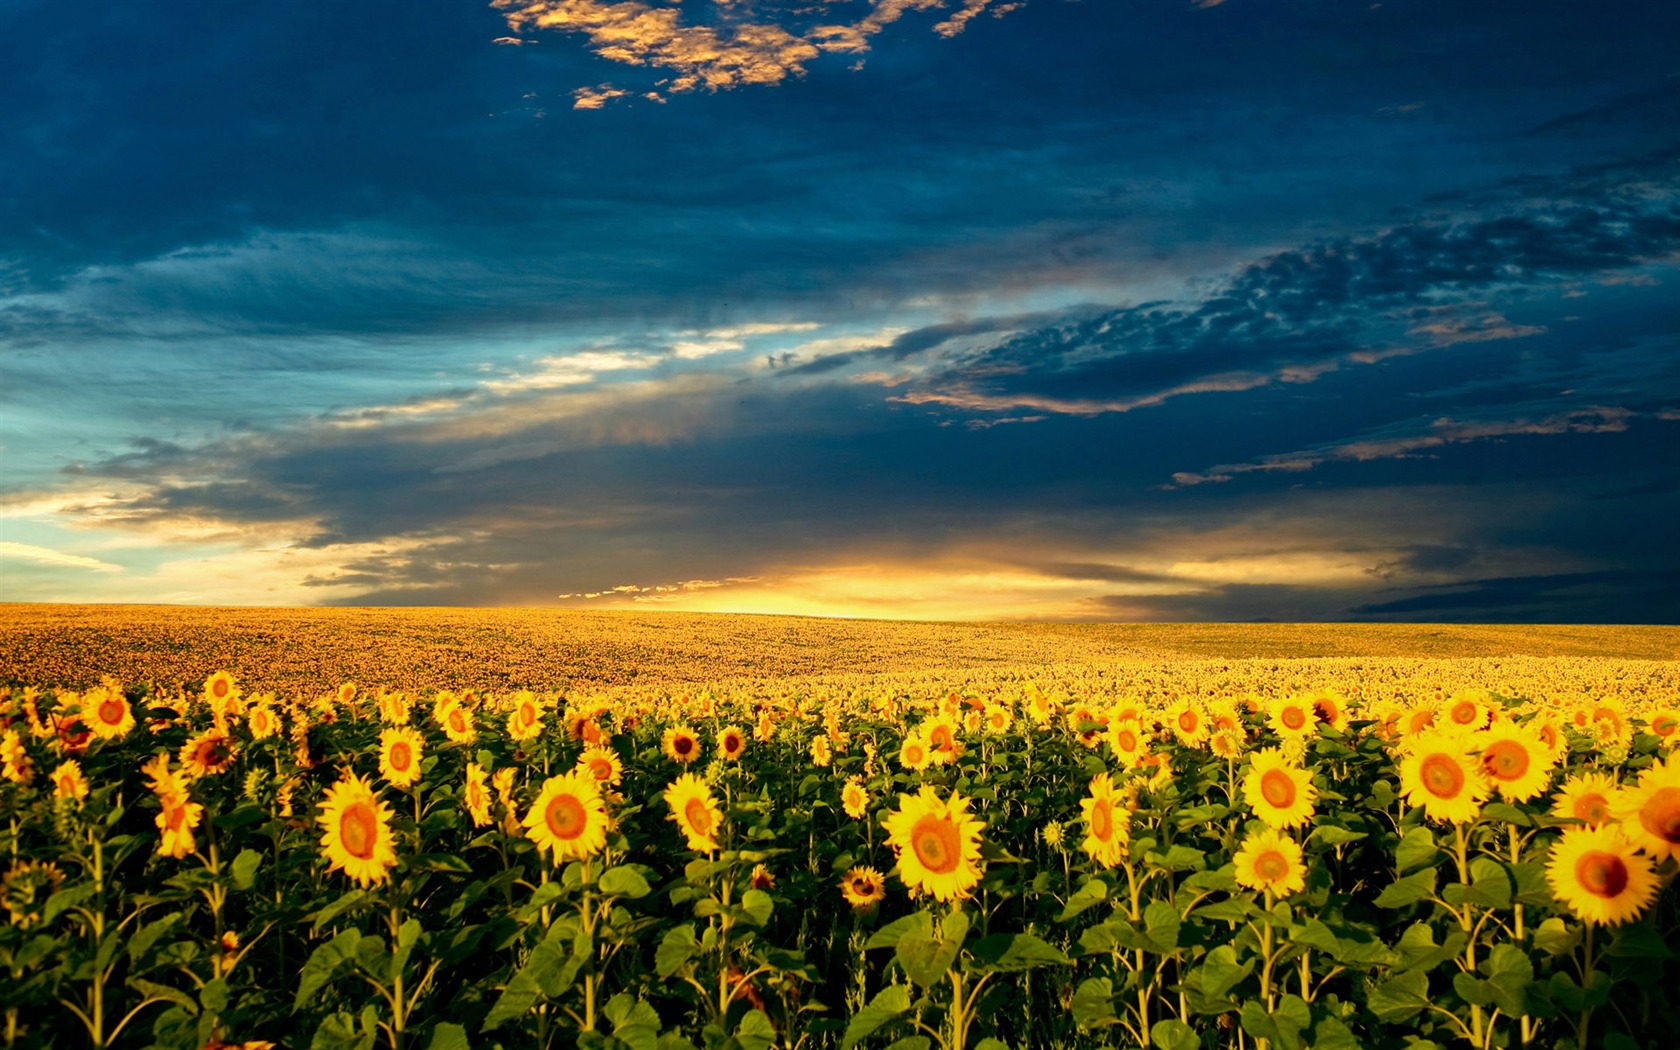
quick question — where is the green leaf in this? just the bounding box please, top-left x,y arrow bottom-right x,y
1312,1017 -> 1361,1050
1481,943 -> 1532,1017
127,912 -> 184,967
1071,977 -> 1117,1029
296,929 -> 362,1010
1607,921 -> 1676,960
1308,825 -> 1367,847
1394,826 -> 1437,873
1182,867 -> 1238,893
740,888 -> 773,927
1150,1019 -> 1198,1050
1142,900 -> 1181,952
43,882 -> 97,925
1374,867 -> 1436,908
970,932 -> 1070,972
1197,945 -> 1253,1001
1059,878 -> 1109,921
230,849 -> 262,891
1467,857 -> 1513,909
1392,922 -> 1466,974
842,984 -> 911,1050
425,1022 -> 470,1050
312,1010 -> 376,1050
599,865 -> 651,900
600,993 -> 660,1050
1148,845 -> 1206,871
390,917 -> 423,983
1532,916 -> 1581,956
311,890 -> 367,930
1453,972 -> 1494,1007
1482,802 -> 1530,826
482,928 -> 569,1031
127,977 -> 197,1014
1366,968 -> 1429,1022
866,911 -> 933,950
735,1009 -> 775,1050
655,924 -> 699,978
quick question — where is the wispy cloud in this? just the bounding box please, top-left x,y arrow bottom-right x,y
0,541 -> 122,573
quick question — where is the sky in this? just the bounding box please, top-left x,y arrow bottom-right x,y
2,0 -> 1678,622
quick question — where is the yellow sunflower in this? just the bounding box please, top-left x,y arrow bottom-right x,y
156,791 -> 204,860
1,730 -> 34,785
1611,754 -> 1680,862
664,772 -> 723,852
1080,772 -> 1130,868
1441,691 -> 1492,735
1269,696 -> 1314,739
753,711 -> 776,743
337,682 -> 357,706
983,703 -> 1013,735
204,671 -> 240,708
717,725 -> 747,761
245,703 -> 280,741
1550,771 -> 1618,827
809,733 -> 833,767
1400,703 -> 1440,738
141,752 -> 185,798
378,726 -> 424,789
463,762 -> 492,827
840,776 -> 871,820
576,746 -> 624,787
1232,828 -> 1306,897
1398,732 -> 1491,824
898,731 -> 932,772
1644,707 -> 1680,750
316,775 -> 398,887
1242,749 -> 1318,830
1107,719 -> 1150,769
663,725 -> 702,764
376,691 -> 410,725
506,691 -> 544,742
83,686 -> 135,740
1309,690 -> 1351,733
438,700 -> 477,744
51,759 -> 89,801
922,715 -> 962,765
1472,725 -> 1555,802
523,770 -> 609,862
1546,825 -> 1660,925
1164,700 -> 1209,748
882,786 -> 985,902
178,728 -> 237,778
839,866 -> 887,909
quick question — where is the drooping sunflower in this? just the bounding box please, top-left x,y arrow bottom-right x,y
898,731 -> 932,772
1107,719 -> 1150,769
1269,696 -> 1314,739
717,725 -> 747,761
1080,772 -> 1130,868
1546,825 -> 1660,925
438,699 -> 477,744
841,777 -> 870,820
523,770 -> 609,863
378,726 -> 425,789
463,762 -> 493,827
1232,827 -> 1306,898
882,786 -> 985,902
51,759 -> 89,801
83,686 -> 135,740
1164,699 -> 1209,748
1243,749 -> 1318,829
179,728 -> 237,778
664,772 -> 724,852
156,791 -> 204,860
316,775 -> 398,887
576,746 -> 624,787
663,725 -> 702,764
141,752 -> 185,798
1472,725 -> 1555,802
1550,771 -> 1618,827
1612,753 -> 1680,862
839,866 -> 887,909
1399,732 -> 1491,823
245,703 -> 280,741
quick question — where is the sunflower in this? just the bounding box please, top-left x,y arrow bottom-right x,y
717,725 -> 747,761
1210,728 -> 1245,760
576,746 -> 624,787
51,759 -> 89,801
841,777 -> 869,820
204,671 -> 241,708
898,731 -> 932,772
839,866 -> 887,909
753,711 -> 776,743
245,703 -> 280,741
316,775 -> 398,887
1025,690 -> 1058,726
882,786 -> 985,902
1309,690 -> 1350,732
463,763 -> 493,827
1612,754 -> 1680,862
1,730 -> 32,785
1233,828 -> 1306,897
1472,725 -> 1555,802
337,682 -> 357,706
378,726 -> 425,789
1164,700 -> 1209,748
1441,691 -> 1492,735
664,772 -> 723,852
376,691 -> 411,726
1107,719 -> 1150,769
141,752 -> 185,798
1243,749 -> 1318,829
1551,771 -> 1618,827
1080,772 -> 1130,867
523,770 -> 609,862
156,791 -> 204,860
983,703 -> 1013,735
1400,703 -> 1440,738
1399,733 -> 1491,823
810,734 -> 833,767
179,728 -> 237,778
438,699 -> 477,744
1269,696 -> 1314,738
663,725 -> 702,764
1546,825 -> 1660,925
83,686 -> 135,740
750,864 -> 776,890
506,691 -> 544,742
922,715 -> 962,765
1644,707 -> 1680,750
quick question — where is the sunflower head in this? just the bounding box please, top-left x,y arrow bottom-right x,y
664,772 -> 724,852
1079,772 -> 1130,868
316,775 -> 398,887
839,866 -> 887,909
717,725 -> 747,761
463,763 -> 493,827
84,686 -> 135,740
1398,732 -> 1491,824
1472,725 -> 1555,802
179,728 -> 237,778
1550,771 -> 1618,827
1243,749 -> 1318,830
523,770 -> 610,862
882,786 -> 985,902
378,726 -> 425,789
1546,824 -> 1660,925
841,777 -> 870,820
899,732 -> 932,772
1612,754 -> 1680,862
663,725 -> 702,764
576,746 -> 624,787
1233,827 -> 1306,898
1270,696 -> 1314,738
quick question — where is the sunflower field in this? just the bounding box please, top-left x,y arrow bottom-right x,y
2,671 -> 1677,1050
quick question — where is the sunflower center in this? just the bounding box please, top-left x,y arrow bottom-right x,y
852,877 -> 871,894
1091,799 -> 1114,841
1639,786 -> 1680,844
1450,702 -> 1478,725
1574,850 -> 1629,899
684,797 -> 714,837
1419,753 -> 1465,798
1481,740 -> 1529,781
910,814 -> 962,874
198,739 -> 230,767
1281,707 -> 1306,731
1574,793 -> 1610,824
1653,716 -> 1677,737
1116,729 -> 1137,751
390,742 -> 412,770
1178,711 -> 1198,732
588,759 -> 612,781
545,794 -> 587,840
448,711 -> 467,732
1255,849 -> 1289,881
212,680 -> 229,699
1260,769 -> 1297,808
675,736 -> 694,755
98,697 -> 125,725
930,726 -> 953,750
339,802 -> 378,859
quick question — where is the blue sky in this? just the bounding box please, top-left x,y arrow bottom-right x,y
2,0 -> 1677,621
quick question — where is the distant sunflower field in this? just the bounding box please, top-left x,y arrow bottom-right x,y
2,669 -> 1677,1050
